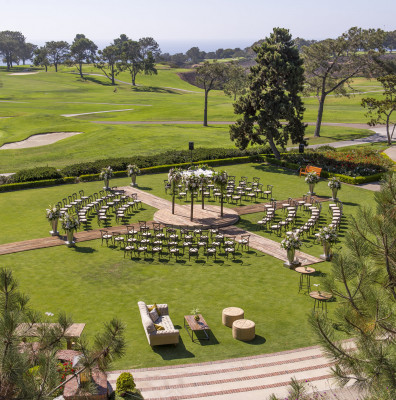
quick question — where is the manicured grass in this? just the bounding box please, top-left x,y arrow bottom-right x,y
0,66 -> 383,172
0,122 -> 371,172
0,163 -> 377,370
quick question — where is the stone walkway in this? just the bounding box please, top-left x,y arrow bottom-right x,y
107,342 -> 357,399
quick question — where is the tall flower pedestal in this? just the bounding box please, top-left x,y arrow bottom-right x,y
49,218 -> 59,236
103,178 -> 110,190
320,241 -> 332,261
65,230 -> 75,247
308,183 -> 316,195
130,174 -> 137,187
331,188 -> 338,201
284,248 -> 301,269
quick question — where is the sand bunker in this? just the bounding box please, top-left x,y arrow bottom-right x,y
0,132 -> 82,150
8,72 -> 40,76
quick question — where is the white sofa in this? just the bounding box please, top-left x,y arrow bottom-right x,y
138,301 -> 179,346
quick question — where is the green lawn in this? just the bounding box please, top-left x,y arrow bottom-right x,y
0,66 -> 383,172
0,163 -> 378,369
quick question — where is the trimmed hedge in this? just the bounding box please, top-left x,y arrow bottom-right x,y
0,177 -> 75,192
60,146 -> 272,177
12,166 -> 62,183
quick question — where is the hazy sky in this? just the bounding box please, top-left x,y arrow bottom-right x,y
1,0 -> 395,53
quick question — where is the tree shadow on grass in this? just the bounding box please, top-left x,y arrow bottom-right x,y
83,76 -> 115,86
152,336 -> 195,361
131,86 -> 181,94
253,164 -> 298,176
135,186 -> 153,191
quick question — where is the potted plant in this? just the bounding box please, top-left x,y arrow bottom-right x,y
60,212 -> 79,247
317,226 -> 338,261
191,307 -> 200,321
213,170 -> 228,217
305,171 -> 320,195
100,166 -> 113,190
328,177 -> 341,200
46,204 -> 61,236
280,233 -> 302,268
168,167 -> 183,214
127,164 -> 141,187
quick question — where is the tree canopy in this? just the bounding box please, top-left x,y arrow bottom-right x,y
362,74 -> 396,145
196,60 -> 230,126
45,41 -> 69,72
69,34 -> 97,78
302,27 -> 385,137
0,31 -> 26,70
230,27 -> 306,159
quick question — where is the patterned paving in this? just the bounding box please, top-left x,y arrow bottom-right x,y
107,343 -> 357,399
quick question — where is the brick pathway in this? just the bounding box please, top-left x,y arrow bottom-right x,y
107,342 -> 357,399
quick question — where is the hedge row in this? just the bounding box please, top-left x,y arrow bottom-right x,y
0,177 -> 75,192
60,146 -> 272,178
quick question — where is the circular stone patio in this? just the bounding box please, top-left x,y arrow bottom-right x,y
154,204 -> 239,228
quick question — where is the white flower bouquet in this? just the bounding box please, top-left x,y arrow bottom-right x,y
127,164 -> 141,176
305,172 -> 320,184
46,204 -> 60,221
183,174 -> 200,191
100,166 -> 114,180
280,234 -> 302,250
168,168 -> 183,185
60,212 -> 79,232
213,170 -> 228,189
317,226 -> 338,243
328,177 -> 341,190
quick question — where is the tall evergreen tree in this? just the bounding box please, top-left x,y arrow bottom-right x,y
230,27 -> 306,159
310,173 -> 396,399
45,41 -> 69,72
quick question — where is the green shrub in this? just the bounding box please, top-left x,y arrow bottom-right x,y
12,166 -> 62,183
0,178 -> 71,192
60,146 -> 273,177
116,372 -> 135,396
79,173 -> 100,182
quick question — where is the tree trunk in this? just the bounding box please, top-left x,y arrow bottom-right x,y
55,62 -> 58,72
314,92 -> 326,137
79,62 -> 83,78
267,132 -> 281,160
111,65 -> 115,85
386,114 -> 392,145
45,65 -> 48,72
203,90 -> 209,126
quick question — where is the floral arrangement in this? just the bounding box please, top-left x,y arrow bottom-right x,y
46,204 -> 60,221
305,172 -> 320,184
100,166 -> 113,180
168,168 -> 183,185
213,170 -> 228,189
60,212 -> 79,231
317,226 -> 338,243
328,176 -> 341,190
183,174 -> 200,191
127,164 -> 140,176
280,234 -> 302,250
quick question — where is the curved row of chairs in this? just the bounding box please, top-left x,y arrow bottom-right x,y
55,189 -> 142,228
100,222 -> 251,261
165,175 -> 274,204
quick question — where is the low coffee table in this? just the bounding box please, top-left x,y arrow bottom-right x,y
184,314 -> 210,342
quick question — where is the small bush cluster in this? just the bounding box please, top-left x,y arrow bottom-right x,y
284,148 -> 393,176
12,166 -> 63,183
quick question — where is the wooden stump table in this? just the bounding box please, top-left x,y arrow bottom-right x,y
222,307 -> 244,328
232,319 -> 255,341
